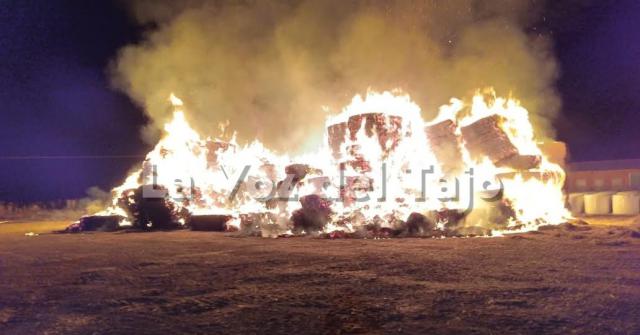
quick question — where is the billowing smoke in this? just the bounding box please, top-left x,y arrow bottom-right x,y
111,0 -> 559,153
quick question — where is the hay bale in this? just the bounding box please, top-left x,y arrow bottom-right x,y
327,122 -> 348,159
405,212 -> 435,236
119,186 -> 181,230
340,176 -> 373,206
188,215 -> 232,231
285,164 -> 310,184
78,215 -> 122,232
347,113 -> 403,156
435,209 -> 468,236
460,115 -> 518,164
612,192 -> 640,215
239,212 -> 277,235
328,114 -> 403,161
460,115 -> 542,170
425,120 -> 464,174
291,195 -> 333,234
496,154 -> 541,170
584,192 -> 613,215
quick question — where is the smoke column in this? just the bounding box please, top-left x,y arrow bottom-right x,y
111,0 -> 560,153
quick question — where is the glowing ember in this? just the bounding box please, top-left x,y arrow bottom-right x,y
96,88 -> 570,237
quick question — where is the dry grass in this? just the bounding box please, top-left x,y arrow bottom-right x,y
0,219 -> 638,334
0,220 -> 70,235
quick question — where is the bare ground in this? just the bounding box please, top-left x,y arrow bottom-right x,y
0,220 -> 639,334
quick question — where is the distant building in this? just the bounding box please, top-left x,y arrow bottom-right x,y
567,159 -> 640,192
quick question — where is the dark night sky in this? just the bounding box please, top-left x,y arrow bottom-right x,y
1,0 -> 639,202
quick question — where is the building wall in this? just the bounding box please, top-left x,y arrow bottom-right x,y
567,169 -> 640,192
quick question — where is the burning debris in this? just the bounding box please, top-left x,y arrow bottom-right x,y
76,90 -> 569,237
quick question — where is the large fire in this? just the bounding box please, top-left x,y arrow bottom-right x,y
96,89 -> 569,237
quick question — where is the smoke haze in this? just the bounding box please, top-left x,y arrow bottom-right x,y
111,0 -> 559,153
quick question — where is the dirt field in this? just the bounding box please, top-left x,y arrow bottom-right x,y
0,219 -> 639,334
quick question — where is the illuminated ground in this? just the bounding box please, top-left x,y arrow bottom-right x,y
0,219 -> 638,334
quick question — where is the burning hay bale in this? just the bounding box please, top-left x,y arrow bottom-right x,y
435,209 -> 469,236
65,215 -> 124,233
265,163 -> 316,210
327,122 -> 348,160
460,115 -> 517,163
347,113 -> 403,156
259,163 -> 278,182
497,154 -> 541,170
339,145 -> 372,173
425,120 -> 464,174
405,212 -> 436,236
457,209 -> 511,236
119,186 -> 183,230
484,199 -> 516,228
363,225 -> 399,239
340,176 -> 373,207
327,113 -> 403,161
359,214 -> 407,238
460,115 -> 540,170
239,212 -> 278,236
291,194 -> 333,235
285,164 -> 310,184
205,140 -> 233,168
188,214 -> 232,231
78,215 -> 122,231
